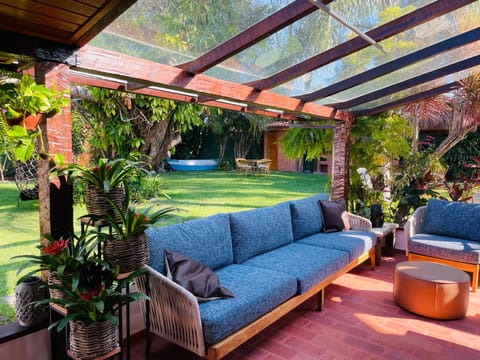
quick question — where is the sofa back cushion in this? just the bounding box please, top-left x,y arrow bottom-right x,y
423,199 -> 480,241
146,213 -> 233,274
289,193 -> 329,240
230,202 -> 294,263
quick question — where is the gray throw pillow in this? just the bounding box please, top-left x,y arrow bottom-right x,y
164,249 -> 234,302
319,199 -> 351,233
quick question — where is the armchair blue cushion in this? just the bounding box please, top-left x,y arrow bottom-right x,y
423,199 -> 480,242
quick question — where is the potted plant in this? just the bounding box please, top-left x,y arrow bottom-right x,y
12,232 -> 98,300
0,74 -> 67,128
0,74 -> 67,163
52,158 -> 142,222
98,202 -> 181,273
38,258 -> 147,359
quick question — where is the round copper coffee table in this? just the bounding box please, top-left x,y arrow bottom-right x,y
393,261 -> 470,320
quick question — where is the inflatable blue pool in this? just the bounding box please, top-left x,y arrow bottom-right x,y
167,159 -> 218,171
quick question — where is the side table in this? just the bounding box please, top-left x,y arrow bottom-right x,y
373,222 -> 398,265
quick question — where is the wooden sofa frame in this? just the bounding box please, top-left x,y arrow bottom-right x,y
135,214 -> 375,360
406,206 -> 479,292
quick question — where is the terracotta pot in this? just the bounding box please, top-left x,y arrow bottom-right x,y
23,113 -> 43,130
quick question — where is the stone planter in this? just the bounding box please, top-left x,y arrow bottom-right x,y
15,276 -> 48,326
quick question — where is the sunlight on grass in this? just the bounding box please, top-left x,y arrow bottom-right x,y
0,170 -> 329,324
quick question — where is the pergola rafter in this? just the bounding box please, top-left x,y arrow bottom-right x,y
178,0 -> 333,74
330,54 -> 480,109
245,0 -> 476,90
299,28 -> 480,102
72,45 -> 346,121
354,81 -> 460,116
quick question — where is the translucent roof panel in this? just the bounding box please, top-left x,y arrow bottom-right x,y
90,0 -> 294,65
316,39 -> 480,106
205,0 -> 436,84
271,1 -> 479,97
348,64 -> 480,113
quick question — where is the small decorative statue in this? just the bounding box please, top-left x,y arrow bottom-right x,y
370,204 -> 384,228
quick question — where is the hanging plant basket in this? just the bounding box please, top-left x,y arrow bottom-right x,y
85,186 -> 126,222
103,234 -> 149,273
69,319 -> 118,360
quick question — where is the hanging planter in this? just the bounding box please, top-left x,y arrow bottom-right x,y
103,233 -> 149,273
69,319 -> 118,359
15,276 -> 48,326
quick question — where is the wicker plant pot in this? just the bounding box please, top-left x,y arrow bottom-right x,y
47,271 -> 69,300
104,234 -> 149,273
85,186 -> 126,222
69,319 -> 118,360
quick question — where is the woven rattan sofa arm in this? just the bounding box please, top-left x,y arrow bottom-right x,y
348,213 -> 373,231
135,265 -> 206,357
405,206 -> 426,237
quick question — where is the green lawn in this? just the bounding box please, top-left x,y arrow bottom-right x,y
0,170 -> 329,325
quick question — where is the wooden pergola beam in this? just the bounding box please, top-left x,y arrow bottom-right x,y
353,82 -> 460,116
247,0 -> 476,90
299,28 -> 480,102
73,45 -> 346,120
331,54 -> 480,110
69,70 -> 300,120
178,0 -> 332,74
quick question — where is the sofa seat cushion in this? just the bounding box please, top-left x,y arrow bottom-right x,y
423,199 -> 480,241
241,243 -> 349,293
297,230 -> 376,262
230,202 -> 294,263
409,233 -> 480,265
289,193 -> 329,240
146,213 -> 233,274
199,264 -> 297,345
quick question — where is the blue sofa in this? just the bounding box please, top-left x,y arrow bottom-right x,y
135,194 -> 376,360
406,198 -> 480,292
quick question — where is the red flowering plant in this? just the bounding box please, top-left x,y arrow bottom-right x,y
36,258 -> 147,331
12,232 -> 98,285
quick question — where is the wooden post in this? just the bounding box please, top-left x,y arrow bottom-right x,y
34,62 -> 72,360
35,62 -> 73,243
331,113 -> 354,204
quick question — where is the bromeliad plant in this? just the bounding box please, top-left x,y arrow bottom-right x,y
38,258 -> 147,331
100,201 -> 182,240
12,232 -> 98,285
93,200 -> 182,273
52,157 -> 142,193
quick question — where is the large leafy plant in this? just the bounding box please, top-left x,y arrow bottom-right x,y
52,158 -> 142,193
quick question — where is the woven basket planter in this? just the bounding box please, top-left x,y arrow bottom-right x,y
47,271 -> 69,301
104,234 -> 149,273
85,186 -> 126,222
69,319 -> 118,359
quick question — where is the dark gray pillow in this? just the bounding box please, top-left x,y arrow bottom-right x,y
164,249 -> 234,302
319,199 -> 351,233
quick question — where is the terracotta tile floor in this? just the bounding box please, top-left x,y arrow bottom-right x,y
129,254 -> 480,360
